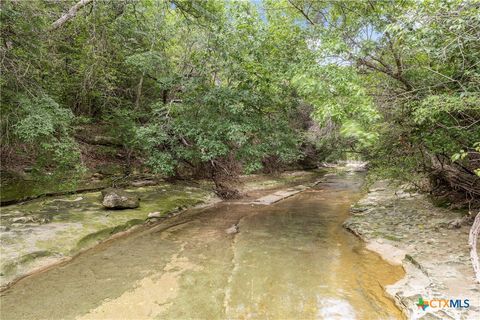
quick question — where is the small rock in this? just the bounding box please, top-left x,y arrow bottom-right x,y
225,224 -> 239,234
11,216 -> 35,223
148,212 -> 161,218
131,180 -> 157,187
447,218 -> 462,229
101,188 -> 139,209
92,173 -> 104,179
350,206 -> 367,213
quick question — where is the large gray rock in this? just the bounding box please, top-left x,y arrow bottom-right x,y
101,188 -> 139,209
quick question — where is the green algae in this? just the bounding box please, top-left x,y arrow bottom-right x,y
75,219 -> 145,250
0,170 -> 326,288
371,231 -> 402,242
0,172 -> 405,320
0,251 -> 54,277
0,173 -> 109,205
0,183 -> 213,288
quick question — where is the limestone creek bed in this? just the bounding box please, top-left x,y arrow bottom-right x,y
0,171 -> 406,319
0,170 -> 326,290
0,182 -> 214,289
344,181 -> 480,320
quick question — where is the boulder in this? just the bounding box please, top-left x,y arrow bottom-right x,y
101,188 -> 139,209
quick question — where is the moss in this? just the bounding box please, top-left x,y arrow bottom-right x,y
94,163 -> 125,176
75,219 -> 145,251
1,181 -> 215,287
1,170 -> 326,288
0,173 -> 110,204
1,251 -> 53,277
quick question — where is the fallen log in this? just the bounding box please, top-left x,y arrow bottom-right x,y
430,154 -> 480,197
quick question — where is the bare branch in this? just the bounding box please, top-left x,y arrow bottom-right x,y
287,0 -> 316,26
50,0 -> 94,31
357,57 -> 413,91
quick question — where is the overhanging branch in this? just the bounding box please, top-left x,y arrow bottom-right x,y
50,0 -> 94,31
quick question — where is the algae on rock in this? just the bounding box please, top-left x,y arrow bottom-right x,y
0,183 -> 213,289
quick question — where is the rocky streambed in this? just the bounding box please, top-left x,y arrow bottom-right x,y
344,181 -> 480,320
0,170 -> 324,290
0,182 -> 213,290
0,171 -> 406,320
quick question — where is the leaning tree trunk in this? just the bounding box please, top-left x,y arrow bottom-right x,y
469,211 -> 480,283
209,156 -> 242,200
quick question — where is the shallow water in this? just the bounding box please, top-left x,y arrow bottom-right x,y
0,172 -> 404,319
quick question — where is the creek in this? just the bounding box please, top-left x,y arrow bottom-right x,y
0,172 -> 404,319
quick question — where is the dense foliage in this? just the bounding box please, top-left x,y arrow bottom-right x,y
1,0 -> 479,202
289,0 -> 480,205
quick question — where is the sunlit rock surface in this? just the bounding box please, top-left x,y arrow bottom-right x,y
101,188 -> 140,209
344,181 -> 480,320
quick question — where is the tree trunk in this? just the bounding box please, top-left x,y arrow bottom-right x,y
430,154 -> 480,198
209,157 -> 242,199
469,212 -> 480,283
135,74 -> 144,110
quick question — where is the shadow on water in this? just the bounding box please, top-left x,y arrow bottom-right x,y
0,172 -> 405,320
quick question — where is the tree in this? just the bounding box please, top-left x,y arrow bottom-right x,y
288,0 -> 480,204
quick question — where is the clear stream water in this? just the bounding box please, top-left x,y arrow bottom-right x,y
0,172 -> 405,319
